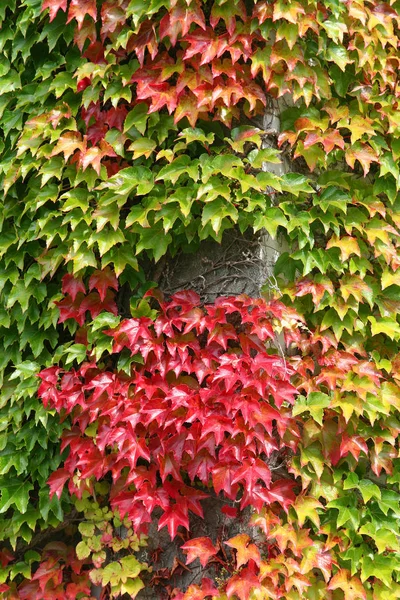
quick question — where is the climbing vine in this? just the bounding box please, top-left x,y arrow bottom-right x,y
1,0 -> 400,597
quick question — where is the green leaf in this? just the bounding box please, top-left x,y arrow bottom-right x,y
358,480 -> 382,503
252,208 -> 287,238
0,480 -> 34,514
93,228 -> 126,256
135,227 -> 172,262
326,44 -> 352,71
368,316 -> 400,340
156,155 -> 195,184
102,561 -> 122,586
361,555 -> 395,587
128,137 -> 157,160
98,166 -> 154,196
64,344 -> 88,365
327,497 -> 360,529
101,245 -> 139,276
280,173 -> 315,196
201,199 -> 238,234
293,392 -> 331,425
76,540 -> 91,560
246,147 -> 281,167
121,577 -> 145,597
120,555 -> 144,578
124,104 -> 150,134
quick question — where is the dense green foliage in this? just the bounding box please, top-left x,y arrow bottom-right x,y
1,0 -> 400,598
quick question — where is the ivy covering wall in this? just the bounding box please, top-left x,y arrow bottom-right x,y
1,0 -> 400,598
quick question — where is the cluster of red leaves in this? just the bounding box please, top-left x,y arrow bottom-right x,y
0,543 -> 92,600
39,280 -> 305,540
42,0 -> 328,132
55,268 -> 118,326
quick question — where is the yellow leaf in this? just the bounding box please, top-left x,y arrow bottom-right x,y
326,235 -> 361,261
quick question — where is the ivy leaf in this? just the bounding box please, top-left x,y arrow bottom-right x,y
76,541 -> 91,560
225,534 -> 261,569
42,0 -> 67,22
181,537 -> 218,568
124,104 -> 149,135
281,173 -> 315,196
226,567 -> 260,600
61,274 -> 86,301
201,199 -> 238,234
158,502 -> 189,540
345,144 -> 379,176
368,316 -> 400,340
102,561 -> 122,586
361,555 -> 394,588
0,480 -> 34,514
51,131 -> 84,161
128,137 -> 157,160
67,0 -> 97,30
135,227 -> 172,262
328,569 -> 366,600
120,578 -> 145,598
156,155 -> 196,184
326,44 -> 352,71
326,235 -> 361,261
253,208 -> 287,238
381,269 -> 400,289
293,392 -> 331,425
89,268 -> 119,302
292,495 -> 323,528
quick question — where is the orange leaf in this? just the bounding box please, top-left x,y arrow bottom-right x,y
345,144 -> 379,176
326,235 -> 361,261
225,534 -> 261,569
328,569 -> 367,600
51,131 -> 84,162
180,537 -> 218,568
226,567 -> 260,600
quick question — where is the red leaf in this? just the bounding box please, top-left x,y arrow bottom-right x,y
159,1 -> 206,45
67,0 -> 97,29
127,20 -> 158,66
55,294 -> 86,326
174,92 -> 203,128
100,0 -> 126,41
42,0 -> 67,21
184,28 -> 229,65
339,435 -> 368,462
83,41 -> 106,64
88,267 -> 118,302
181,537 -> 218,568
158,501 -> 189,539
47,468 -> 70,499
79,139 -> 116,175
0,548 -> 14,568
61,274 -> 86,301
261,479 -> 297,512
231,458 -> 271,495
221,505 -> 238,518
74,17 -> 97,51
212,463 -> 239,499
78,290 -> 118,320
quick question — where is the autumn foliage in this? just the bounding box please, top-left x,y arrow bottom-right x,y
1,0 -> 400,598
